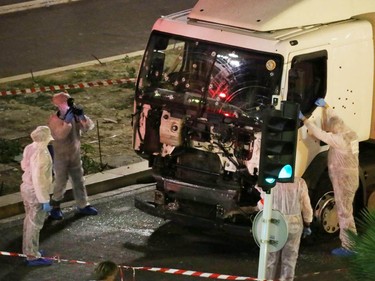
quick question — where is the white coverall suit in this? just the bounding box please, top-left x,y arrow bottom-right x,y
258,178 -> 313,281
21,126 -> 53,259
303,106 -> 359,249
48,92 -> 95,209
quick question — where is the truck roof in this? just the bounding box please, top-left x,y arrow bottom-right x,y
188,0 -> 375,32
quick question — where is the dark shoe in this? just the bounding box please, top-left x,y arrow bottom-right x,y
77,205 -> 98,216
26,258 -> 53,266
331,247 -> 356,257
49,208 -> 63,220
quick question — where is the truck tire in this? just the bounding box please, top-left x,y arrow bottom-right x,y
311,170 -> 340,236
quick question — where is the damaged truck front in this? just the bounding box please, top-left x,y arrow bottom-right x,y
132,31 -> 278,235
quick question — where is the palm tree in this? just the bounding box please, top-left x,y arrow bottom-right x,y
347,209 -> 375,281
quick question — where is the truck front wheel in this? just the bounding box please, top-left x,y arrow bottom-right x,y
311,172 -> 340,235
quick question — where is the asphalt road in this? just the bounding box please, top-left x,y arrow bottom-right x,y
0,0 -> 198,78
0,184 -> 355,281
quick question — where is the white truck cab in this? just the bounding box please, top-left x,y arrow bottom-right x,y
132,0 -> 375,236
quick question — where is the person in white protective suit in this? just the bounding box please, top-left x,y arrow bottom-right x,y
48,92 -> 98,220
21,126 -> 54,266
257,178 -> 313,281
299,98 -> 359,257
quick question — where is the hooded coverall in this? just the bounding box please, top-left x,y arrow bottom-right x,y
258,178 -> 313,281
48,92 -> 95,209
303,106 -> 359,249
21,126 -> 53,259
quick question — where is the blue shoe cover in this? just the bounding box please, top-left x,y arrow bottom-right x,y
26,258 -> 53,266
331,247 -> 355,257
77,205 -> 98,216
49,208 -> 63,220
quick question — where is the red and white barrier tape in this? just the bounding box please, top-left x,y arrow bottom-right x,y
0,250 -> 125,280
0,250 -> 95,265
130,265 -> 347,280
0,250 -> 260,280
132,267 -> 258,280
0,78 -> 136,96
0,250 -> 347,281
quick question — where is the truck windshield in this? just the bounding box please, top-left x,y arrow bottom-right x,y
136,32 -> 283,118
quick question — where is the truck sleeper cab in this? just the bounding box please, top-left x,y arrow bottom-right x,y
132,0 -> 375,237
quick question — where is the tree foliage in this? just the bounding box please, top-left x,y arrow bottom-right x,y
348,209 -> 375,281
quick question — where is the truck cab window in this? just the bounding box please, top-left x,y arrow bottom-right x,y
138,32 -> 283,120
287,52 -> 327,116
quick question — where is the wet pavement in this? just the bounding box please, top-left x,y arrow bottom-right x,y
0,184 -> 356,281
0,184 -> 157,281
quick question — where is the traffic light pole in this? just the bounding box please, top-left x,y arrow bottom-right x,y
257,189 -> 273,281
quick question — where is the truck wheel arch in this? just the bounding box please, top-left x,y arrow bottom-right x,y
302,150 -> 328,192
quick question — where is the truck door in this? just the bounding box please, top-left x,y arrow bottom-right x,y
286,50 -> 327,117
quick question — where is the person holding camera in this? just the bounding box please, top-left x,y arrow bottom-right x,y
48,92 -> 98,220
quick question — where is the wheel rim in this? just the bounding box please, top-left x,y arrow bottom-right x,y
314,191 -> 339,234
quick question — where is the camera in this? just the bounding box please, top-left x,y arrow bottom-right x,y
67,97 -> 75,108
67,97 -> 84,116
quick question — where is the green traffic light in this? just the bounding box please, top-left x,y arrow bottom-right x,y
278,164 -> 293,179
265,164 -> 292,184
265,177 -> 276,184
265,178 -> 276,184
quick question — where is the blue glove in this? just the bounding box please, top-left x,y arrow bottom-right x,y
42,202 -> 52,212
64,111 -> 75,123
298,111 -> 305,120
315,98 -> 326,107
303,226 -> 312,238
